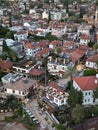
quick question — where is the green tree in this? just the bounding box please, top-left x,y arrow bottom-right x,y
67,86 -> 83,108
83,69 -> 96,76
55,124 -> 65,130
2,40 -> 9,52
93,105 -> 98,116
60,114 -> 67,123
72,104 -> 84,124
5,31 -> 15,40
8,48 -> 17,62
79,7 -> 86,18
93,86 -> 98,102
5,95 -> 21,110
48,10 -> 51,23
93,43 -> 98,51
56,47 -> 62,55
9,16 -> 12,27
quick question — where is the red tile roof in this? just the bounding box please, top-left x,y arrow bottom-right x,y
73,75 -> 98,91
29,68 -> 44,76
0,59 -> 13,69
49,81 -> 64,93
86,53 -> 98,62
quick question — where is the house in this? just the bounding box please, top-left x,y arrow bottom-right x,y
14,30 -> 28,42
29,68 -> 44,80
0,59 -> 13,73
49,40 -> 63,50
46,81 -> 69,106
77,24 -> 92,35
2,77 -> 37,100
47,56 -> 69,75
24,41 -> 41,57
13,58 -> 36,77
50,22 -> 67,37
50,10 -> 62,20
42,10 -> 49,19
85,53 -> 98,70
36,48 -> 52,58
1,73 -> 22,85
80,34 -> 90,45
73,74 -> 98,105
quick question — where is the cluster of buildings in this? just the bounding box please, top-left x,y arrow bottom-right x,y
0,0 -> 98,113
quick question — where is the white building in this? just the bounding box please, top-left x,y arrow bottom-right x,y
77,24 -> 92,35
42,10 -> 49,19
46,82 -> 69,106
80,34 -> 90,45
73,74 -> 98,105
85,53 -> 98,70
24,41 -> 41,57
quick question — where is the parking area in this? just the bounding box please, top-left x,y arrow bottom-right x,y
26,99 -> 55,130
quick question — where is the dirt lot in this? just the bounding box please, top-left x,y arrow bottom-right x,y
0,122 -> 28,130
0,113 -> 28,130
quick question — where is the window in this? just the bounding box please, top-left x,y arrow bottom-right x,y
88,99 -> 90,102
89,92 -> 90,95
61,100 -> 64,104
13,90 -> 15,93
85,92 -> 87,96
85,99 -> 87,102
19,91 -> 21,94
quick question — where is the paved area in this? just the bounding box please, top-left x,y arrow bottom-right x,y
26,99 -> 55,130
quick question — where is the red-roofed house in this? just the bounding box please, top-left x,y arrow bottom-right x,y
24,41 -> 41,57
46,81 -> 69,106
85,53 -> 98,70
80,34 -> 90,45
73,74 -> 98,105
29,68 -> 44,80
0,59 -> 13,73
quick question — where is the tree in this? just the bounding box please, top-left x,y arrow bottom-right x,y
83,69 -> 96,76
93,105 -> 98,116
55,124 -> 65,130
93,43 -> 98,51
56,47 -> 62,55
72,104 -> 84,124
93,87 -> 98,102
5,31 -> 15,40
67,86 -> 83,108
60,114 -> 67,123
48,10 -> 51,23
79,7 -> 86,18
5,95 -> 21,110
9,16 -> 12,27
2,40 -> 9,52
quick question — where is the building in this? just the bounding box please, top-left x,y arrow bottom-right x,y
2,76 -> 37,100
0,59 -> 13,73
73,74 -> 98,105
46,82 -> 69,106
85,53 -> 98,70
